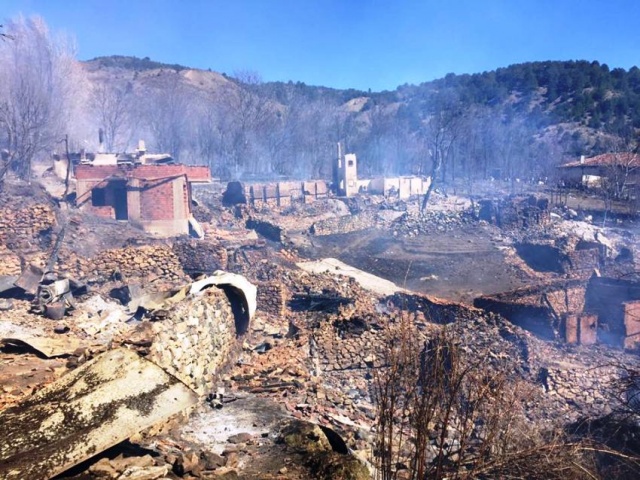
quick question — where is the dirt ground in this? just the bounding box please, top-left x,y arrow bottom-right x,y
298,224 -> 534,304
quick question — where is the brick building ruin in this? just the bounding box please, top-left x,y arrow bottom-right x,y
223,179 -> 330,208
333,143 -> 430,199
71,144 -> 211,237
475,276 -> 640,349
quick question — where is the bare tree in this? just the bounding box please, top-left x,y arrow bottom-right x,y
601,149 -> 640,224
143,74 -> 191,161
218,71 -> 274,178
195,90 -> 224,176
0,24 -> 13,41
420,91 -> 463,211
0,16 -> 78,184
294,99 -> 340,178
90,82 -> 132,152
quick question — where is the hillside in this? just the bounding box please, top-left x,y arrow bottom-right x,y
78,56 -> 640,184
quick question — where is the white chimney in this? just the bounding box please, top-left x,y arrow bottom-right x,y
580,155 -> 585,164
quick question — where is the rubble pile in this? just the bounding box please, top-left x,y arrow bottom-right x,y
522,338 -> 625,422
390,209 -> 473,236
246,217 -> 286,242
54,248 -> 93,279
390,291 -> 485,325
310,210 -> 377,236
4,173 -> 640,479
479,194 -> 550,229
564,246 -> 601,276
230,333 -> 311,397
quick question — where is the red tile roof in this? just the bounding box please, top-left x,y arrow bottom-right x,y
560,152 -> 640,168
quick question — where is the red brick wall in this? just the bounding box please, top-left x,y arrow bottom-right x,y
76,165 -> 124,181
76,164 -> 205,224
77,164 -> 211,183
140,178 -> 175,221
76,179 -> 116,218
184,165 -> 211,182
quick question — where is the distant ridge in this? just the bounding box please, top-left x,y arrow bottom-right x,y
86,55 -> 189,72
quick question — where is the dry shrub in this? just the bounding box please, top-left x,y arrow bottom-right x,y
568,362 -> 640,479
372,317 -> 598,479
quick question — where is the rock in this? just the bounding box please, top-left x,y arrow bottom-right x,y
312,452 -> 370,480
0,298 -> 13,311
88,457 -> 118,478
173,451 -> 201,476
222,450 -> 239,468
210,467 -> 239,478
54,323 -> 70,334
279,420 -> 332,453
117,465 -> 170,479
200,450 -> 226,469
227,432 -> 253,444
113,455 -> 156,470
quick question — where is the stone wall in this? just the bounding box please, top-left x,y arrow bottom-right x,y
474,281 -> 588,340
256,281 -> 288,317
315,320 -> 385,371
543,284 -> 587,317
0,203 -> 56,252
310,211 -> 377,236
391,292 -> 474,325
172,239 -> 228,276
145,286 -> 241,396
246,218 -> 285,243
479,195 -> 550,229
0,245 -> 21,276
562,248 -> 601,278
542,361 -> 618,416
87,245 -> 185,284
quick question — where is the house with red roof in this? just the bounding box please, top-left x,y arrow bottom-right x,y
558,153 -> 640,195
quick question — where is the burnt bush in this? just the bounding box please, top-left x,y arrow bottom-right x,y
372,320 -> 598,479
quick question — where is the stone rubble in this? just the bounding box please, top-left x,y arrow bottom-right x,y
1,178 -> 640,479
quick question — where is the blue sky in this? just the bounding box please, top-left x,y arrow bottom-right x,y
3,0 -> 640,91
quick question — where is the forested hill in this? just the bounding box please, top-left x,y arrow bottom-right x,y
420,60 -> 640,132
9,18 -> 638,187
261,59 -> 640,137
71,55 -> 640,182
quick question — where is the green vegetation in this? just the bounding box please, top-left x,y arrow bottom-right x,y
88,55 -> 189,72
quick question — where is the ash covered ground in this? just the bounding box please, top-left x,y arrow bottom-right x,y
1,174 -> 640,479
